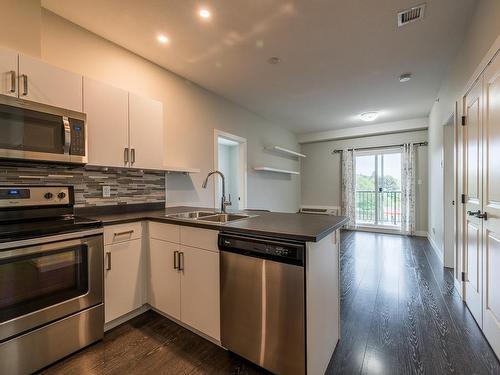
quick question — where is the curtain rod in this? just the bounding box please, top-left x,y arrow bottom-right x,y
331,141 -> 428,154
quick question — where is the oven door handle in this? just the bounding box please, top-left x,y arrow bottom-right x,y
0,238 -> 87,260
63,116 -> 71,155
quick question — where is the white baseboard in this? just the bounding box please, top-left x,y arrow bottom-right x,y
454,276 -> 464,299
427,232 -> 443,263
104,304 -> 150,332
414,230 -> 428,237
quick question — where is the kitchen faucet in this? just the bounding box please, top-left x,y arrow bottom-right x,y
202,170 -> 232,213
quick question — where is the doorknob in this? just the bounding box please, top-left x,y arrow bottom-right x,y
467,210 -> 481,216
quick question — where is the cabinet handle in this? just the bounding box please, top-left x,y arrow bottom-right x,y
174,250 -> 179,269
106,251 -> 111,271
21,74 -> 28,96
131,148 -> 136,164
179,251 -> 184,271
9,71 -> 16,93
124,148 -> 129,164
113,230 -> 134,237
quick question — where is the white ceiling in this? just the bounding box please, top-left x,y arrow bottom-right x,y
42,0 -> 477,134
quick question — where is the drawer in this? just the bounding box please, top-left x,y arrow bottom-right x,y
180,226 -> 219,252
149,222 -> 180,243
104,222 -> 142,245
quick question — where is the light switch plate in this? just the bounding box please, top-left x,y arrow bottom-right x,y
102,185 -> 111,198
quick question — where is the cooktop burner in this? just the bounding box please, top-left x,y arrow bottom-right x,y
0,186 -> 103,243
0,216 -> 102,243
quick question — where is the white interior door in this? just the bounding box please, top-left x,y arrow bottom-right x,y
463,77 -> 483,326
0,47 -> 18,97
482,54 -> 500,356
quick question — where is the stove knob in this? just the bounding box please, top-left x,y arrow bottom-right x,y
44,192 -> 53,200
57,192 -> 67,199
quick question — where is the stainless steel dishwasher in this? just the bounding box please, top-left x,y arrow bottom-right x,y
219,232 -> 306,375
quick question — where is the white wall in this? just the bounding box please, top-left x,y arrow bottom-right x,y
301,130 -> 428,233
428,0 -> 500,257
0,5 -> 301,212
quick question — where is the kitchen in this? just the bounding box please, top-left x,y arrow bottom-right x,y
1,1 -> 500,374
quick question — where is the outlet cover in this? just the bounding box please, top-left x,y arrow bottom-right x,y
102,186 -> 111,198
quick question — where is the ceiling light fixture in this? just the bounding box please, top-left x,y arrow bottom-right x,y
399,73 -> 412,82
360,111 -> 379,122
157,34 -> 169,44
199,9 -> 211,19
267,57 -> 281,65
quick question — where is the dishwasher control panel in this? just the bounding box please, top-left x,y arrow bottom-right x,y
218,233 -> 304,265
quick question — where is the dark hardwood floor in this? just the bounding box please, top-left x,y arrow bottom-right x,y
41,231 -> 500,375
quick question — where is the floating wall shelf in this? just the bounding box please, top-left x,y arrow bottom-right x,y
253,166 -> 300,175
164,166 -> 201,174
266,145 -> 306,158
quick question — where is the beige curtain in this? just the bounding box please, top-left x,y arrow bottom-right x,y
341,149 -> 356,228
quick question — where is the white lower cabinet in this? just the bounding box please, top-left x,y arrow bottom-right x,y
104,238 -> 144,323
148,238 -> 181,320
180,245 -> 220,340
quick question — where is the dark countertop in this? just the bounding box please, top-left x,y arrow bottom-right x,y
80,206 -> 348,242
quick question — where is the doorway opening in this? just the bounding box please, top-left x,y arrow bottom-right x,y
214,130 -> 247,211
355,150 -> 402,230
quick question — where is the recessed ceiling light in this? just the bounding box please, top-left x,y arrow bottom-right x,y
399,73 -> 412,82
360,111 -> 379,122
157,34 -> 169,44
199,9 -> 211,19
267,57 -> 281,65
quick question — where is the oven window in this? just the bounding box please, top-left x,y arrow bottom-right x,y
0,104 -> 64,154
0,245 -> 88,323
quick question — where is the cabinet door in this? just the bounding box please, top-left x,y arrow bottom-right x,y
129,93 -> 164,170
104,239 -> 144,323
180,245 -> 220,340
84,77 -> 129,167
0,47 -> 17,97
149,239 -> 181,319
18,54 -> 82,112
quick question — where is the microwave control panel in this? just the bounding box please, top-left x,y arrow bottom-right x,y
70,119 -> 86,156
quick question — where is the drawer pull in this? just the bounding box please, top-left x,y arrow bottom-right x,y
106,251 -> 111,271
113,230 -> 134,237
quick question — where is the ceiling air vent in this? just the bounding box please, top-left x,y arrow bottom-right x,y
398,4 -> 426,27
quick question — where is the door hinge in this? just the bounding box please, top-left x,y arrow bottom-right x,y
461,272 -> 467,282
461,194 -> 466,204
461,116 -> 466,126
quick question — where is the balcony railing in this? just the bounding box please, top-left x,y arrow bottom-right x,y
355,190 -> 401,226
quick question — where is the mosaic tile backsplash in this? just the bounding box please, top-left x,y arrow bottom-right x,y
0,163 -> 165,208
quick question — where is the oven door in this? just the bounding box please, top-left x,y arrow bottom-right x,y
0,96 -> 86,164
0,233 -> 103,341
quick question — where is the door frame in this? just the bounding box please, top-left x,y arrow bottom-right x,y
213,129 -> 247,210
443,113 -> 457,269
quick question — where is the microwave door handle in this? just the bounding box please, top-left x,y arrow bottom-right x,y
63,116 -> 71,155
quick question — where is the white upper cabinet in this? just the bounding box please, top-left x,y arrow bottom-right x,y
129,93 -> 164,170
18,54 -> 83,112
0,47 -> 18,97
84,77 -> 129,168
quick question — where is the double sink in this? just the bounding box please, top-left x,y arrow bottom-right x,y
165,210 -> 252,224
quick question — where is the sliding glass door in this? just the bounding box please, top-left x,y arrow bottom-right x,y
355,150 -> 402,228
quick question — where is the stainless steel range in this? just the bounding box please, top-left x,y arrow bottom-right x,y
0,186 -> 104,375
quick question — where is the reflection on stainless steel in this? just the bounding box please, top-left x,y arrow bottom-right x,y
0,234 -> 103,342
166,211 -> 216,219
0,95 -> 87,164
220,235 -> 305,375
0,304 -> 104,375
198,213 -> 250,223
201,170 -> 232,213
165,211 -> 252,224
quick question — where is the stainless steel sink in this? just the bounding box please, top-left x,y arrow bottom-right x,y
166,211 -> 216,219
166,211 -> 252,224
197,213 -> 251,223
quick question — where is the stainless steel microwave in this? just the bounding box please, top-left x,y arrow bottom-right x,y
0,95 -> 87,164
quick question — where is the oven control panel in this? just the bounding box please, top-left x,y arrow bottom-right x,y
0,186 -> 72,207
